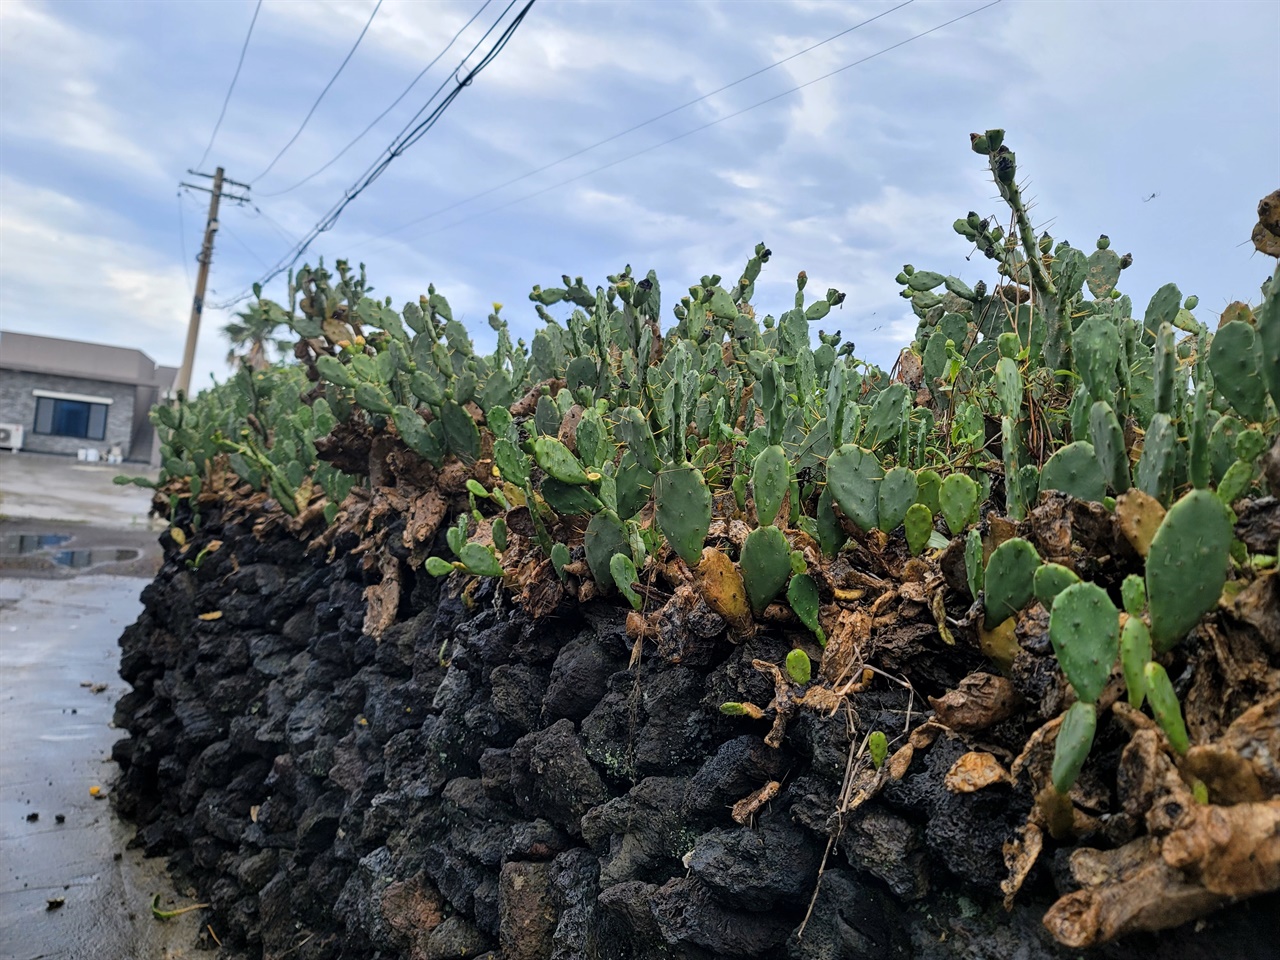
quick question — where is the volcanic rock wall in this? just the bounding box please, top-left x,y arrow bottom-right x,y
112,504 -> 1277,960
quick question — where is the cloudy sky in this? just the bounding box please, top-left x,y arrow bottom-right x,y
1,0 -> 1276,389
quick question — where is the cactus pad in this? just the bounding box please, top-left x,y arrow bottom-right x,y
740,525 -> 792,615
787,573 -> 825,643
877,466 -> 918,532
1049,581 -> 1119,703
984,537 -> 1042,628
751,444 -> 790,527
584,510 -> 629,593
1039,441 -> 1106,503
1033,563 -> 1080,608
1146,489 -> 1232,652
1120,615 -> 1152,709
654,465 -> 712,565
826,444 -> 882,532
1051,701 -> 1097,793
904,503 -> 934,556
1143,662 -> 1189,754
940,473 -> 980,536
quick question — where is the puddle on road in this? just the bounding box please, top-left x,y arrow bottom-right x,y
0,533 -> 140,571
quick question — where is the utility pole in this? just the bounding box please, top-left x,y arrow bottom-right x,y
175,168 -> 250,398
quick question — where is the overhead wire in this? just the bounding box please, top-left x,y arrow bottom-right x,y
250,0 -> 384,184
365,0 -> 1002,254
196,0 -> 262,169
364,0 -> 914,245
212,0 -> 537,309
257,0 -> 496,198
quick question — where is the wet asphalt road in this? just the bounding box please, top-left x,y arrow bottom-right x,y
1,454 -> 200,959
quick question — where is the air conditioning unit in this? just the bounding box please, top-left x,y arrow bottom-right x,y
0,423 -> 24,451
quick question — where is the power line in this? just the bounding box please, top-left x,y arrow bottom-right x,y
251,204 -> 300,249
367,0 -> 1002,254
258,0 -> 495,198
196,0 -> 262,170
250,0 -> 384,184
212,0 -> 537,309
364,0 -> 914,245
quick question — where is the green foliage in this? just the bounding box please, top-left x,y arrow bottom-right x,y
827,445 -> 883,532
1120,615 -> 1152,709
1144,662 -> 1190,754
1049,582 -> 1119,704
741,525 -> 792,615
785,648 -> 812,686
1146,489 -> 1233,652
940,473 -> 979,536
1033,563 -> 1080,607
984,538 -> 1042,628
654,466 -> 712,566
868,731 -> 889,770
1051,701 -> 1097,793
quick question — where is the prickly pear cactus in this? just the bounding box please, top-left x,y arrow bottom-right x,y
740,525 -> 791,615
826,444 -> 882,532
584,510 -> 629,594
752,444 -> 790,528
1033,563 -> 1080,608
1039,441 -> 1106,503
1051,701 -> 1097,793
654,465 -> 712,565
940,473 -> 979,536
1145,489 -> 1232,652
983,537 -> 1041,628
877,466 -> 918,533
1049,581 -> 1119,703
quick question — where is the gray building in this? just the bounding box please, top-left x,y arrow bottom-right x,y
0,331 -> 178,463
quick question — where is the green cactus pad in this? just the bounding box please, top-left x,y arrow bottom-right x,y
1040,441 -> 1106,503
1146,489 -> 1232,652
1086,247 -> 1123,299
940,473 -> 979,536
915,468 -> 943,515
1216,459 -> 1255,506
1257,262 -> 1280,407
1121,575 -> 1146,617
442,401 -> 480,463
584,510 -> 629,594
1152,323 -> 1177,417
610,554 -> 643,611
1074,316 -> 1121,402
1033,563 -> 1080,608
1120,615 -> 1152,709
984,537 -> 1042,629
904,503 -> 934,556
1051,701 -> 1097,794
457,542 -> 504,577
617,407 -> 661,473
533,436 -> 592,485
741,525 -> 792,615
815,488 -> 847,559
826,444 -> 883,532
654,465 -> 712,565
877,466 -> 918,533
1089,402 -> 1130,493
1208,320 -> 1269,423
1049,581 -> 1119,703
785,648 -> 813,685
965,528 -> 985,600
787,573 -> 825,644
751,444 -> 790,527
540,479 -> 602,516
1143,662 -> 1189,754
616,453 -> 655,520
1135,413 -> 1177,506
994,357 -> 1023,420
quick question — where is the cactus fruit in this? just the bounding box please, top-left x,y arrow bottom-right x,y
984,537 -> 1042,629
940,473 -> 980,536
1049,581 -> 1119,703
786,648 -> 812,685
826,444 -> 883,531
1146,489 -> 1232,652
752,444 -> 790,527
904,502 -> 934,556
654,465 -> 712,565
878,466 -> 918,532
1120,615 -> 1152,709
1121,575 -> 1146,617
1039,441 -> 1106,503
1135,413 -> 1177,505
1089,402 -> 1130,493
1051,701 -> 1097,793
1209,320 -> 1269,422
1034,563 -> 1080,607
1143,662 -> 1189,754
787,573 -> 825,643
740,525 -> 792,614
584,510 -> 629,593
965,528 -> 985,600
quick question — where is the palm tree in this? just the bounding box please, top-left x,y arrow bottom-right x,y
223,302 -> 291,371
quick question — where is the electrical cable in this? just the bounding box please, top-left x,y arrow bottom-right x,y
367,0 -> 1001,253
196,0 -> 262,170
257,0 -> 495,198
364,0 -> 914,244
250,0 -> 384,184
212,0 -> 536,309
